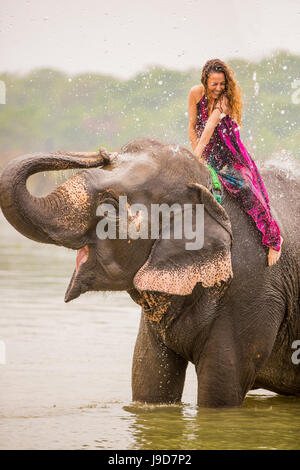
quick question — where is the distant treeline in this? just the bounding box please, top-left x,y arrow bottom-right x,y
0,50 -> 300,168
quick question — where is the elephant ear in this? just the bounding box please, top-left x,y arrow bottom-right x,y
133,183 -> 233,296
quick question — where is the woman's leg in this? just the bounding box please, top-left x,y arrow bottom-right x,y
268,237 -> 283,266
218,167 -> 282,264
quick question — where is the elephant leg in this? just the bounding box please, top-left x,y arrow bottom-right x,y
132,315 -> 188,404
195,314 -> 256,408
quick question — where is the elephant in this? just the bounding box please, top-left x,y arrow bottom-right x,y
0,138 -> 299,408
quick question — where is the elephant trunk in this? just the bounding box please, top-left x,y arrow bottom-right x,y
0,150 -> 112,249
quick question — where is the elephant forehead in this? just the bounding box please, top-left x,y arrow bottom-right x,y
91,152 -> 161,190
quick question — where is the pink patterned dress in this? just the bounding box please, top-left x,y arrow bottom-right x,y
196,94 -> 281,252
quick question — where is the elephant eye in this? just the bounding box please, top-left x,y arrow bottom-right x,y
97,198 -> 120,220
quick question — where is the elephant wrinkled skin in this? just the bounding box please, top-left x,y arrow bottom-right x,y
0,138 -> 299,407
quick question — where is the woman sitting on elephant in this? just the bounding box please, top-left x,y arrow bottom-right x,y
188,58 -> 283,266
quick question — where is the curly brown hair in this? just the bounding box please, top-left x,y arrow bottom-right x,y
201,58 -> 243,127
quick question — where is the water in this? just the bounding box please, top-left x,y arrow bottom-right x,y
0,213 -> 299,450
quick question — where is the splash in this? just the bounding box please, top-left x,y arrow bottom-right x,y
262,149 -> 300,178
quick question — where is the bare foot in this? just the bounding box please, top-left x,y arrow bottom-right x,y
268,237 -> 283,266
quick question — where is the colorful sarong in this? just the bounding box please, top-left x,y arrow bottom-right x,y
196,94 -> 281,251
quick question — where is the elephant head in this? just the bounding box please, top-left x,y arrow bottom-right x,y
0,139 -> 233,305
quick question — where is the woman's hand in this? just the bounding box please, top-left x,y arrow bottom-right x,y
194,141 -> 206,163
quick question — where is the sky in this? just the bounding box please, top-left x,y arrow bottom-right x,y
1,0 -> 300,79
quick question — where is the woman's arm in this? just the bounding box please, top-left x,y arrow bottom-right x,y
194,95 -> 230,162
188,86 -> 203,152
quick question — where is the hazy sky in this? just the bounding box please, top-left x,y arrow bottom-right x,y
1,0 -> 300,79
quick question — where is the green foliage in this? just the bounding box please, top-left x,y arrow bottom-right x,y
0,51 -> 299,166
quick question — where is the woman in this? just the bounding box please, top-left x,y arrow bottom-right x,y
188,58 -> 282,266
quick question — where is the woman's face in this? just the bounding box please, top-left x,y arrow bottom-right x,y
206,72 -> 226,99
